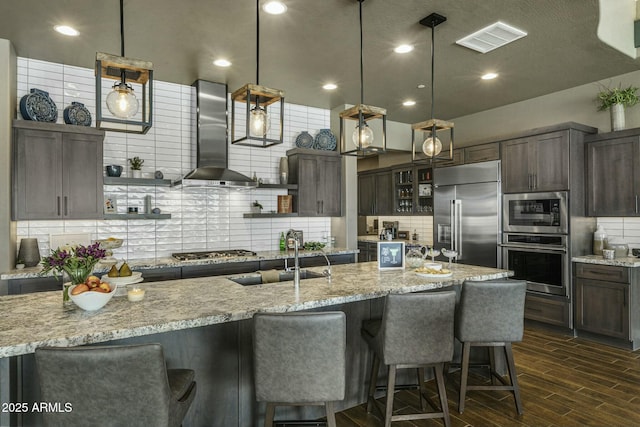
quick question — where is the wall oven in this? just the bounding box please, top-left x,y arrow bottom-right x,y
503,191 -> 568,234
501,233 -> 569,297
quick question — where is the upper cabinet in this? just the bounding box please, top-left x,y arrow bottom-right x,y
358,169 -> 392,216
12,121 -> 105,220
586,129 -> 640,216
502,131 -> 569,193
500,124 -> 596,194
287,148 -> 341,217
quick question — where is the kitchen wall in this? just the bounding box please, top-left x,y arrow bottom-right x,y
596,218 -> 640,251
364,216 -> 433,245
14,58 -> 333,261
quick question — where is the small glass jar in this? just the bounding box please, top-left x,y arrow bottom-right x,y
127,284 -> 146,302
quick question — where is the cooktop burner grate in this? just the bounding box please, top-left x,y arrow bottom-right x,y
171,249 -> 257,261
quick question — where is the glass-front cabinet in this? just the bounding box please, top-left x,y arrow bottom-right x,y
391,165 -> 432,215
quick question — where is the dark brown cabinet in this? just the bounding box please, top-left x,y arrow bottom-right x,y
574,262 -> 639,350
501,130 -> 569,193
358,170 -> 392,216
287,148 -> 341,217
357,241 -> 378,262
586,130 -> 640,216
12,121 -> 105,220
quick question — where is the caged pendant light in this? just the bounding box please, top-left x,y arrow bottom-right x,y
95,0 -> 153,134
231,0 -> 285,148
339,0 -> 387,157
412,13 -> 454,164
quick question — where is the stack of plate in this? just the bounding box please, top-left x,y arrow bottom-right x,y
101,271 -> 143,297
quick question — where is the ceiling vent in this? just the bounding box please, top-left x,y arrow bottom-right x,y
456,21 -> 527,53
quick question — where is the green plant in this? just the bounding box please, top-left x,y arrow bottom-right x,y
128,156 -> 144,170
596,84 -> 640,111
252,200 -> 263,209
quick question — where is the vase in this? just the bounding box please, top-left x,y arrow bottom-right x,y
18,238 -> 41,267
279,157 -> 289,184
131,170 -> 142,179
610,103 -> 625,132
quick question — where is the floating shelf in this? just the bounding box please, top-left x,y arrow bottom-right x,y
103,213 -> 172,220
243,213 -> 299,218
103,177 -> 172,187
256,183 -> 298,190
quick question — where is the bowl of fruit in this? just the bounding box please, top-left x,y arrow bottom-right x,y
68,275 -> 117,311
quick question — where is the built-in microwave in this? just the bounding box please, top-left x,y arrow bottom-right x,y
503,191 -> 568,234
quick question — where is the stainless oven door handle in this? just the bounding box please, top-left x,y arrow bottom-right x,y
500,243 -> 567,253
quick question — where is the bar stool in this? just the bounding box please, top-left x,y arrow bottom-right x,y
35,343 -> 197,427
455,279 -> 527,415
253,311 -> 346,427
361,291 -> 456,427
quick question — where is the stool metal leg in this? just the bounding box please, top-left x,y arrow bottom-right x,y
504,343 -> 523,415
489,346 -> 498,386
458,341 -> 471,414
385,365 -> 397,427
367,354 -> 380,413
418,367 -> 427,411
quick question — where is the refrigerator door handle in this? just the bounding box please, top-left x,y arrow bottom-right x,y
454,200 -> 462,257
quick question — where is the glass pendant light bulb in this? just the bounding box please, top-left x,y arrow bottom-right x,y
106,82 -> 139,118
352,123 -> 374,148
249,106 -> 270,137
422,135 -> 442,157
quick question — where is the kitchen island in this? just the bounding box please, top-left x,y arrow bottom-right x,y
1,261 -> 510,426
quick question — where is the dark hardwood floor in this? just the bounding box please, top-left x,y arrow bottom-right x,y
336,326 -> 640,426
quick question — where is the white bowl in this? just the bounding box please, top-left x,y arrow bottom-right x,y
69,284 -> 117,311
423,262 -> 442,271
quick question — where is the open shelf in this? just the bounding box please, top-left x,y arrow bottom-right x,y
103,177 -> 172,187
103,213 -> 172,220
256,183 -> 298,190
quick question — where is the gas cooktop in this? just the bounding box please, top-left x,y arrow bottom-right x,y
171,250 -> 257,261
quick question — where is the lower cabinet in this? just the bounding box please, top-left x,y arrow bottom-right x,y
8,276 -> 62,295
574,262 -> 639,350
524,293 -> 570,328
357,241 -> 378,263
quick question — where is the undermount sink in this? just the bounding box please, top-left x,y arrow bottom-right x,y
229,270 -> 326,286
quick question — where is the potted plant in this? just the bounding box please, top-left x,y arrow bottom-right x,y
596,84 -> 639,132
251,200 -> 263,214
128,156 -> 144,178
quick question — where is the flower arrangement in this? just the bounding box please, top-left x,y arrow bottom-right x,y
596,84 -> 640,111
252,200 -> 263,209
128,156 -> 144,170
41,243 -> 106,303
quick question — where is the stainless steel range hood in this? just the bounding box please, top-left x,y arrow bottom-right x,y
173,80 -> 257,188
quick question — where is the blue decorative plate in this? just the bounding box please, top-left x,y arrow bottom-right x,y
295,131 -> 314,148
63,102 -> 92,126
314,129 -> 336,150
19,88 -> 58,122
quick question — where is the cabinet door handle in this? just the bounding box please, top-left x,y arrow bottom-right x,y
64,196 -> 68,216
57,196 -> 61,216
321,200 -> 324,214
528,174 -> 532,190
636,195 -> 638,214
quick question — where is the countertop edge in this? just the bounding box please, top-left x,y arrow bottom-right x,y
572,255 -> 640,267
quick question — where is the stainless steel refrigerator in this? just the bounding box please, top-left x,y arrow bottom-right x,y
433,160 -> 502,268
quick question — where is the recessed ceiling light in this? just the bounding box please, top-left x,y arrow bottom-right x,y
417,84 -> 426,89
262,1 -> 287,15
54,25 -> 79,36
403,100 -> 416,106
322,83 -> 337,90
481,72 -> 498,80
213,59 -> 232,67
394,44 -> 414,54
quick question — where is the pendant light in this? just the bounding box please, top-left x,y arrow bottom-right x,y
231,0 -> 285,148
412,13 -> 454,163
95,0 -> 153,134
340,0 -> 387,157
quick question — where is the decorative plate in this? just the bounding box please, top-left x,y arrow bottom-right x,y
20,88 -> 58,122
63,102 -> 92,126
295,131 -> 314,148
314,129 -> 336,150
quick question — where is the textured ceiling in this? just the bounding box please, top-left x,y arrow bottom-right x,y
1,0 -> 639,124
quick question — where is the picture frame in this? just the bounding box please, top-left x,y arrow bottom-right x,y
378,241 -> 405,270
104,197 -> 117,213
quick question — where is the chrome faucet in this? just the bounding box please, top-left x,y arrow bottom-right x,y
319,250 -> 332,279
293,234 -> 300,288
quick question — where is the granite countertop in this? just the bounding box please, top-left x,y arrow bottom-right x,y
0,247 -> 359,280
0,261 -> 511,358
572,254 -> 640,267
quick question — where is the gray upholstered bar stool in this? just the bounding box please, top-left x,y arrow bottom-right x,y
253,311 -> 346,427
455,279 -> 527,415
35,343 -> 197,427
361,291 -> 456,427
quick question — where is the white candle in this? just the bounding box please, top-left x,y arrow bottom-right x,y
127,286 -> 145,302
